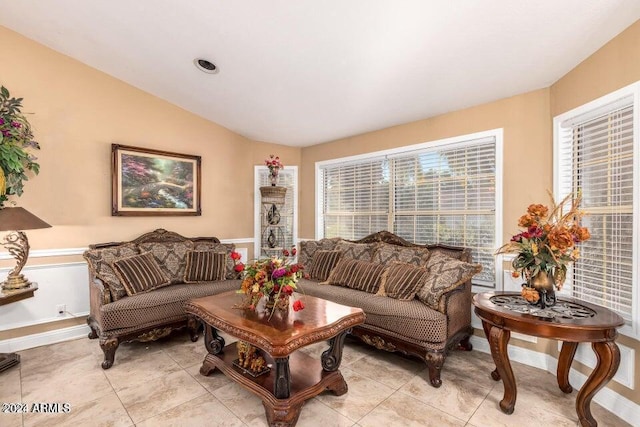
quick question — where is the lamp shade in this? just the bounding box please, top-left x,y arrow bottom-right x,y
0,207 -> 51,232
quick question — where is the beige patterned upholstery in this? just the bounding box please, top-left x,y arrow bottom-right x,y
300,279 -> 447,343
86,229 -> 241,370
308,250 -> 342,281
83,243 -> 139,301
184,251 -> 227,283
335,240 -> 377,261
101,280 -> 240,331
193,241 -> 236,279
417,252 -> 482,312
139,241 -> 194,284
297,230 -> 476,388
113,252 -> 171,295
372,242 -> 430,267
298,238 -> 340,268
323,258 -> 385,293
377,262 -> 429,300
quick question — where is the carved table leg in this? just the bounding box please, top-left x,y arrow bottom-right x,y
274,357 -> 291,399
488,323 -> 516,414
481,321 -> 501,381
557,341 -> 578,393
576,341 -> 620,427
321,329 -> 350,371
326,370 -> 348,396
99,337 -> 119,370
203,324 -> 225,355
263,400 -> 302,427
199,354 -> 218,376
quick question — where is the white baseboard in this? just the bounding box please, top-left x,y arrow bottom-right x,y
0,324 -> 90,353
469,335 -> 640,426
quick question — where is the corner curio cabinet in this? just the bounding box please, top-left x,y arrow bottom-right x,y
259,185 -> 287,257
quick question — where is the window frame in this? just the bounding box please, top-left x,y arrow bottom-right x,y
315,129 -> 504,293
553,81 -> 640,339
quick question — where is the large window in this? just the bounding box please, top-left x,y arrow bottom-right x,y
317,130 -> 502,288
554,82 -> 639,337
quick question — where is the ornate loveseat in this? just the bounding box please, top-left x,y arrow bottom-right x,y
84,229 -> 239,369
297,231 -> 480,387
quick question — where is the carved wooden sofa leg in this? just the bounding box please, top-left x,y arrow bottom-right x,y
458,333 -> 473,351
425,351 -> 445,388
87,317 -> 99,340
187,315 -> 202,342
99,337 -> 119,370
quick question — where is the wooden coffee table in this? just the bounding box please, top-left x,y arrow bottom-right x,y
185,291 -> 365,426
473,292 -> 624,427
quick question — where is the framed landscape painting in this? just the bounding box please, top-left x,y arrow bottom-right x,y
112,144 -> 201,216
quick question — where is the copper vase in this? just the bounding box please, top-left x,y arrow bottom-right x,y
528,271 -> 556,309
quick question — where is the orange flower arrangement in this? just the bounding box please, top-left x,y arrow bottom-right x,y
496,192 -> 591,291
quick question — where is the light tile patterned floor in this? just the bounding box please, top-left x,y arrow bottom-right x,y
0,333 -> 631,427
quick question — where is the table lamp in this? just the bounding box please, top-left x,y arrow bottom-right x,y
0,207 -> 51,291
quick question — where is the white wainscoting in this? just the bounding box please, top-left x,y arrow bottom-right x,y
470,336 -> 640,425
0,261 -> 90,331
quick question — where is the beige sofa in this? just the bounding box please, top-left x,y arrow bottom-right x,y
297,231 -> 480,388
84,229 -> 239,369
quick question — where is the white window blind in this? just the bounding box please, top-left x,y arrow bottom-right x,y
556,99 -> 636,325
318,132 -> 500,287
393,139 -> 496,285
320,158 -> 390,240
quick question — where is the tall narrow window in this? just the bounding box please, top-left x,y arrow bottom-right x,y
317,130 -> 501,288
555,82 -> 639,336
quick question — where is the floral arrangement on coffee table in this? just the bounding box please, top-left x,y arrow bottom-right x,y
496,192 -> 590,303
231,247 -> 305,316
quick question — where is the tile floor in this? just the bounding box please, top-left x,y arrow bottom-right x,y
0,332 -> 631,427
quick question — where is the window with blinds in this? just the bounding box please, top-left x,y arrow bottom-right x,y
317,132 -> 500,287
554,83 -> 638,334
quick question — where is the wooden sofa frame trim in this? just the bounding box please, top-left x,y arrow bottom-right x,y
346,230 -> 474,388
86,228 -> 219,369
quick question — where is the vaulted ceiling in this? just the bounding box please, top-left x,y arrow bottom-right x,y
1,1 -> 639,146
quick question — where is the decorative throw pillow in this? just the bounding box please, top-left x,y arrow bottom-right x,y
335,240 -> 377,262
308,250 -> 342,282
416,252 -> 482,312
112,252 -> 171,296
138,241 -> 194,284
192,241 -> 237,279
184,251 -> 227,283
323,258 -> 385,294
372,243 -> 431,267
83,243 -> 140,301
298,238 -> 341,268
377,262 -> 430,301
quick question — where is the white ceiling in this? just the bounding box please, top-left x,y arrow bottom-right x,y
1,1 -> 639,147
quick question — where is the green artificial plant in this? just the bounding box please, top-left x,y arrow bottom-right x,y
0,85 -> 40,208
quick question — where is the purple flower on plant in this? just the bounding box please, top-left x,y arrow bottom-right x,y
0,118 -> 5,125
11,121 -> 21,128
1,129 -> 10,137
271,268 -> 287,279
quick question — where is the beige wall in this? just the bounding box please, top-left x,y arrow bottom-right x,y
1,26 -> 300,250
300,88 -> 552,242
0,26 -> 300,338
299,19 -> 640,404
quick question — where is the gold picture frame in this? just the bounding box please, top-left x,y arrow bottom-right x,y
112,144 -> 201,216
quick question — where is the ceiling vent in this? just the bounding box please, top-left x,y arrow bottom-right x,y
194,58 -> 218,74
